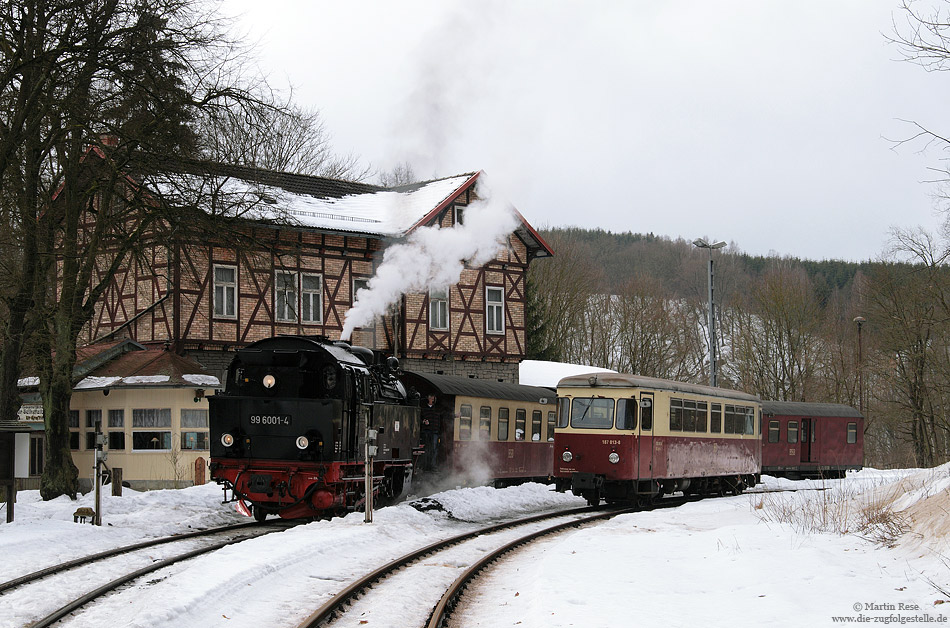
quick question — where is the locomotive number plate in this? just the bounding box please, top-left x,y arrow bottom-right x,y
249,414 -> 292,426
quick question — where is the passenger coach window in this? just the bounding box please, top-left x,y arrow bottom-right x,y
531,410 -> 542,441
787,420 -> 798,444
696,401 -> 707,432
498,408 -> 510,441
847,422 -> 857,444
547,411 -> 556,441
711,404 -> 722,433
460,404 -> 472,440
570,398 -> 614,429
768,420 -> 779,443
616,399 -> 638,430
641,398 -> 653,430
479,407 -> 491,440
515,409 -> 526,441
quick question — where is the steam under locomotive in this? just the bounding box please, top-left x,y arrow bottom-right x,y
209,336 -> 419,520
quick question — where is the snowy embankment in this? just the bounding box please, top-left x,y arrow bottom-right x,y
0,468 -> 947,628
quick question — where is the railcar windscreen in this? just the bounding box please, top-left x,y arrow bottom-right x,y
571,398 -> 615,429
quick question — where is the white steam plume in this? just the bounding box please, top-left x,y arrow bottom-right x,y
341,178 -> 519,341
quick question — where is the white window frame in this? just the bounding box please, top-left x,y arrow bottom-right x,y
301,273 -> 323,324
275,270 -> 298,322
429,286 -> 449,331
213,264 -> 237,319
486,286 -> 504,334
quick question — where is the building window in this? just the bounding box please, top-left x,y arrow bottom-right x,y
302,273 -> 322,323
109,432 -> 125,450
181,409 -> 208,428
181,432 -> 209,450
69,410 -> 79,450
132,408 -> 172,451
486,286 -> 504,334
353,278 -> 369,303
108,409 -> 124,428
430,286 -> 449,331
214,265 -> 237,318
86,409 -> 101,429
275,271 -> 298,322
453,203 -> 465,225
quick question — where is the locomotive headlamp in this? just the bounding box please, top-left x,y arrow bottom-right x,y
561,451 -> 573,463
608,452 -> 620,464
262,374 -> 276,389
221,433 -> 235,447
296,436 -> 310,450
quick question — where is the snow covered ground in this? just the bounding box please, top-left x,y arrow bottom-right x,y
1,467 -> 948,628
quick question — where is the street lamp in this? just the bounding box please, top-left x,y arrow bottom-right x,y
693,238 -> 727,387
853,316 -> 866,415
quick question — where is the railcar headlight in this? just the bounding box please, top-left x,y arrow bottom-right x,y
608,452 -> 620,464
221,433 -> 235,447
561,450 -> 573,463
262,374 -> 276,389
296,436 -> 310,450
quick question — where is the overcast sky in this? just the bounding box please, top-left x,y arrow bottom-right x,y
221,0 -> 950,261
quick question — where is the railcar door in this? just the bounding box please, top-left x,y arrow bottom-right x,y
800,418 -> 813,463
637,393 -> 654,480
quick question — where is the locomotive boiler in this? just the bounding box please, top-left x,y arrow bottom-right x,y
209,336 -> 419,520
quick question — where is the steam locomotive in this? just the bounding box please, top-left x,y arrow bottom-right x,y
209,336 -> 419,520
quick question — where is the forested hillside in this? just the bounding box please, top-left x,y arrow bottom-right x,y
526,227 -> 950,469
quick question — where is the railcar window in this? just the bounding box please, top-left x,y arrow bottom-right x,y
616,399 -> 638,430
670,398 -> 683,431
531,410 -> 542,441
460,404 -> 472,441
847,422 -> 857,444
696,401 -> 708,432
547,411 -> 556,441
787,420 -> 798,444
479,407 -> 491,440
570,398 -> 614,429
768,420 -> 779,443
515,409 -> 526,441
711,403 -> 722,433
498,408 -> 510,441
641,398 -> 653,430
556,398 -> 570,428
684,400 -> 697,432
744,408 -> 755,435
724,405 -> 736,434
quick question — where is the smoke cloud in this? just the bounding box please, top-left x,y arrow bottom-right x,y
341,177 -> 519,341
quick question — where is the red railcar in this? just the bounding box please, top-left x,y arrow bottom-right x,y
400,372 -> 556,486
761,401 -> 863,479
554,373 -> 761,506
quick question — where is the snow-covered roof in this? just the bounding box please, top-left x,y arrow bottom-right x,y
518,360 -> 617,389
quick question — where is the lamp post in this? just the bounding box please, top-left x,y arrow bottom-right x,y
853,316 -> 865,415
693,238 -> 727,387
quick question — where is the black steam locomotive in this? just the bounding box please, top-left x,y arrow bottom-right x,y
209,336 -> 419,520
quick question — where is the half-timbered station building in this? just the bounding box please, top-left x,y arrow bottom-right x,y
82,166 -> 554,385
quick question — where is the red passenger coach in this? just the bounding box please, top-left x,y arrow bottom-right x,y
554,373 -> 761,506
400,372 -> 556,485
761,401 -> 863,479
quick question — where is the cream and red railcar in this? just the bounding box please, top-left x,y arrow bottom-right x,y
400,372 -> 556,486
554,373 -> 761,506
761,401 -> 863,479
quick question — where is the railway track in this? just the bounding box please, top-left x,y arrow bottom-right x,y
1,519 -> 294,628
294,498 -> 691,628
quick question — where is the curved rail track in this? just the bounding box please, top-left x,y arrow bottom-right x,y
295,498 -> 693,628
2,520 -> 293,628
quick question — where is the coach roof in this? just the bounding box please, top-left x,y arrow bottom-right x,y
557,372 -> 760,404
762,400 -> 863,418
